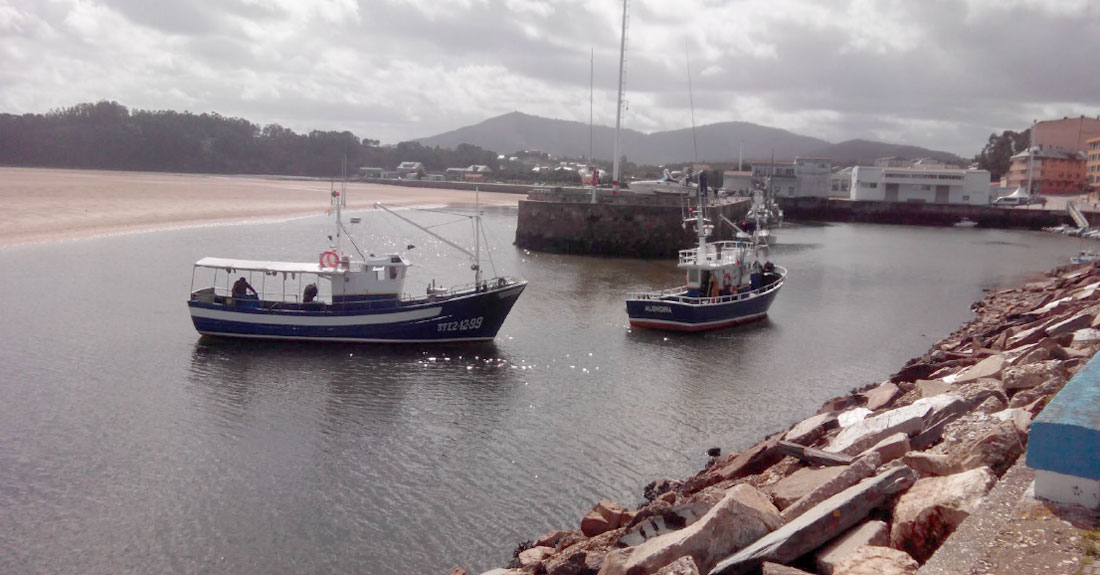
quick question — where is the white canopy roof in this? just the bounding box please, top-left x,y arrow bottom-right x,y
193,257 -> 337,275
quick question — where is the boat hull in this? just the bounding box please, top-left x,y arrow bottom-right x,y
188,283 -> 526,343
626,274 -> 783,332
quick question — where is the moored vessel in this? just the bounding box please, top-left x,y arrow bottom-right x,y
625,183 -> 785,332
187,186 -> 525,343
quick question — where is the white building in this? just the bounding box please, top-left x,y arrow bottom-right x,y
751,158 -> 833,197
794,157 -> 832,197
850,166 -> 991,205
830,167 -> 854,198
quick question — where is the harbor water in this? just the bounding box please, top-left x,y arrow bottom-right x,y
0,207 -> 1084,574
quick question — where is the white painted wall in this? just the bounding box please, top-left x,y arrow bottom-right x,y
851,166 -> 991,205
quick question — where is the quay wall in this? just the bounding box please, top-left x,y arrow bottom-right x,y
514,191 -> 749,258
778,197 -> 1070,228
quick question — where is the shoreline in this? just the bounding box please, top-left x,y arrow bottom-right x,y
472,261 -> 1100,575
0,167 -> 521,249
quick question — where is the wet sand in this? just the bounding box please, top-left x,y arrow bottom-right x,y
0,167 -> 522,248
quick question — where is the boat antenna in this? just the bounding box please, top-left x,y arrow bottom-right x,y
611,0 -> 629,194
686,51 -> 698,164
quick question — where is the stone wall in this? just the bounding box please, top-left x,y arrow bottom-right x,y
515,193 -> 750,258
778,197 -> 1070,228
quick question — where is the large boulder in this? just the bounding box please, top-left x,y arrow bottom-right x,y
1001,360 -> 1066,391
618,501 -> 715,547
949,421 -> 1025,477
1044,309 -> 1095,337
783,412 -> 839,446
518,546 -> 555,568
581,500 -> 628,537
814,520 -> 889,575
598,484 -> 781,575
685,436 -> 782,493
654,556 -> 699,575
780,453 -> 881,523
950,354 -> 1005,384
767,466 -> 846,510
861,381 -> 900,411
825,395 -> 965,456
1007,374 -> 1068,408
866,432 -> 910,464
832,546 -> 919,575
711,464 -> 917,575
889,466 -> 997,563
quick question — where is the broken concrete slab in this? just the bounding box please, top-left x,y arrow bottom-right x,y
780,453 -> 882,523
866,432 -> 909,464
832,545 -> 918,575
601,484 -> 781,575
767,465 -> 847,510
710,464 -> 917,575
824,394 -> 966,455
777,441 -> 854,467
783,412 -> 838,446
950,354 -> 1005,384
861,381 -> 900,411
814,520 -> 889,575
915,379 -> 952,398
655,556 -> 700,575
889,466 -> 997,563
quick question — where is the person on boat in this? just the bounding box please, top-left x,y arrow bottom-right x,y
232,277 -> 257,299
303,283 -> 318,303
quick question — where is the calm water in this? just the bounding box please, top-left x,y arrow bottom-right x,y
0,207 -> 1084,574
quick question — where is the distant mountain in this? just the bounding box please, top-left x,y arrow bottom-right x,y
809,139 -> 967,167
414,111 -> 964,167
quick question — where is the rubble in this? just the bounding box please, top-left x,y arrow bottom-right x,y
473,261 -> 1100,575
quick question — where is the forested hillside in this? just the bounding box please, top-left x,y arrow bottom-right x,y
0,101 -> 497,177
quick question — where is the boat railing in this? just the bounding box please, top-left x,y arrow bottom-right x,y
191,276 -> 523,310
627,267 -> 786,305
677,241 -> 753,266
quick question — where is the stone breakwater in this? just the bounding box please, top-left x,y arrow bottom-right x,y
456,261 -> 1100,575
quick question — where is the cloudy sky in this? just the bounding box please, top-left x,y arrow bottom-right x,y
2,0 -> 1098,155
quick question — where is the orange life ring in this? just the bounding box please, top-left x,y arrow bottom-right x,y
319,250 -> 339,268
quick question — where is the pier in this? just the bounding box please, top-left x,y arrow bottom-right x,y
514,190 -> 750,258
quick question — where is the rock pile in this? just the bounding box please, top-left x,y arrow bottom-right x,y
466,261 -> 1100,575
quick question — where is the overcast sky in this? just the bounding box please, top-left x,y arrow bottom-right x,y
2,0 -> 1098,155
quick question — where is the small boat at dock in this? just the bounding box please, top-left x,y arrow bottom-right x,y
625,185 -> 786,332
187,187 -> 526,343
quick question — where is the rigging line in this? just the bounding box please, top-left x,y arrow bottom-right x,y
476,213 -> 500,277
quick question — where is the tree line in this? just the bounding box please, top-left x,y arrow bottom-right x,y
0,101 -> 499,178
973,129 -> 1030,182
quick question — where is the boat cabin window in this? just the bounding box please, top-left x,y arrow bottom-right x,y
389,266 -> 399,280
372,265 -> 386,280
687,269 -> 700,286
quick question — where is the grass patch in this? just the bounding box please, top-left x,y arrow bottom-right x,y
1082,529 -> 1100,558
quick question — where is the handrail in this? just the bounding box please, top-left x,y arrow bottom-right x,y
627,267 -> 786,304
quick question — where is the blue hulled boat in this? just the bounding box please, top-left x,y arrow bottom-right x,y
625,187 -> 786,332
187,189 -> 525,343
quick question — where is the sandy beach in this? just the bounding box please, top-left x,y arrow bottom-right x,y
0,167 -> 523,249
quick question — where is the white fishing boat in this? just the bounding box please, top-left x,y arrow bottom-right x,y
187,186 -> 526,343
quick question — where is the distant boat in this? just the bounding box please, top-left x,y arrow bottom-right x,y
1071,250 -> 1100,264
625,185 -> 786,332
626,168 -> 699,196
187,186 -> 526,343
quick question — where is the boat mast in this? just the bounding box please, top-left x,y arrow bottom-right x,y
474,187 -> 482,286
590,47 -> 597,204
611,0 -> 628,193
